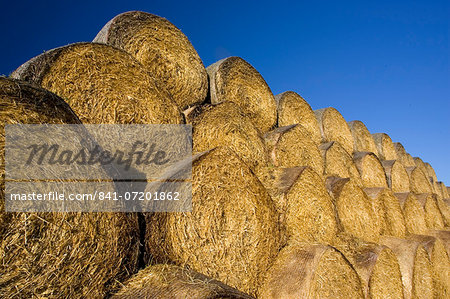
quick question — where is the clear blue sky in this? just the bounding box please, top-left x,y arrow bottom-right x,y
1,1 -> 449,184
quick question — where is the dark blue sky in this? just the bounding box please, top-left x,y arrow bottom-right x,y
1,1 -> 449,184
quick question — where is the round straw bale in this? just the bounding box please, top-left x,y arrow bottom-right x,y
190,102 -> 267,173
264,124 -> 323,175
416,193 -> 445,229
206,57 -> 277,132
0,77 -> 139,298
395,193 -> 428,235
259,167 -> 337,246
146,147 -> 280,296
314,107 -> 354,155
111,264 -> 254,299
372,133 -> 398,161
275,91 -> 321,144
319,141 -> 363,186
438,181 -> 449,199
353,152 -> 388,188
332,234 -> 404,299
408,235 -> 450,299
413,157 -> 429,176
12,42 -> 182,124
436,196 -> 450,226
382,160 -> 410,193
258,242 -> 364,299
347,120 -> 378,154
380,236 -> 435,299
405,167 -> 433,194
427,230 -> 450,256
364,188 -> 407,238
393,142 -> 416,168
93,11 -> 208,110
326,177 -> 381,242
425,162 -> 440,195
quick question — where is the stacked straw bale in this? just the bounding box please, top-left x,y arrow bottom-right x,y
347,120 -> 378,153
438,181 -> 449,199
436,196 -> 450,226
206,57 -> 277,132
258,242 -> 364,299
409,235 -> 450,298
319,141 -> 363,186
111,264 -> 254,299
427,230 -> 450,256
332,234 -> 404,299
353,152 -> 388,188
259,167 -> 338,246
382,160 -> 410,193
394,142 -> 416,168
190,102 -> 267,173
146,147 -> 280,296
380,236 -> 435,299
326,177 -> 381,242
12,42 -> 182,124
416,194 -> 445,229
94,11 -> 208,109
395,193 -> 428,235
314,107 -> 354,155
425,162 -> 440,196
405,167 -> 433,194
372,133 -> 398,161
413,157 -> 429,176
275,91 -> 322,144
264,124 -> 324,175
364,188 -> 407,238
0,77 -> 139,298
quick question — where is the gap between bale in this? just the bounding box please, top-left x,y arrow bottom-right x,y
380,236 -> 435,299
332,234 -> 404,299
93,11 -> 208,110
275,91 -> 322,145
145,147 -> 280,297
314,107 -> 354,155
319,141 -> 363,186
353,152 -> 388,188
258,166 -> 338,246
347,120 -> 378,154
415,193 -> 445,230
258,242 -> 364,299
12,42 -> 182,124
206,56 -> 277,133
393,142 -> 416,168
111,264 -> 254,299
364,188 -> 407,238
0,77 -> 140,298
326,177 -> 381,243
372,133 -> 398,161
264,124 -> 324,175
395,193 -> 428,235
382,160 -> 410,193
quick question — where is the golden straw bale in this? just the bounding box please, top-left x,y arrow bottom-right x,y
393,142 -> 416,168
259,167 -> 338,246
190,102 -> 267,173
206,57 -> 277,132
347,120 -> 378,154
395,193 -> 428,235
425,162 -> 440,196
380,236 -> 435,299
111,264 -> 254,299
264,124 -> 323,175
146,147 -> 280,296
438,181 -> 449,199
319,141 -> 363,186
0,77 -> 139,298
364,188 -> 407,238
416,193 -> 445,230
435,196 -> 450,226
94,11 -> 208,110
372,133 -> 398,161
326,177 -> 381,243
314,107 -> 354,155
427,230 -> 450,256
12,42 -> 182,124
405,167 -> 433,194
353,152 -> 388,188
258,242 -> 364,299
275,91 -> 321,144
413,157 -> 429,176
382,160 -> 410,193
332,234 -> 404,299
